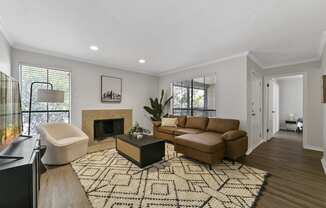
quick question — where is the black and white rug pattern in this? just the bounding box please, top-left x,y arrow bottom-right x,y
71,144 -> 268,208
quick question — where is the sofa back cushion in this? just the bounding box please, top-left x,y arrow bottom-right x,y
206,118 -> 240,133
185,116 -> 208,130
168,115 -> 187,127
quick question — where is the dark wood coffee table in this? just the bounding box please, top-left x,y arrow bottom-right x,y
115,134 -> 165,168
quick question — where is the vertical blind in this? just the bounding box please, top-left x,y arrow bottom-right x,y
19,65 -> 71,135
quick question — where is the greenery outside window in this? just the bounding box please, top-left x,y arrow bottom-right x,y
172,76 -> 216,117
19,65 -> 71,135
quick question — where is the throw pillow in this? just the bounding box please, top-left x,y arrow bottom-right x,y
161,118 -> 178,127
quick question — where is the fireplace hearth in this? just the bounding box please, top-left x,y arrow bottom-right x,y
94,118 -> 124,140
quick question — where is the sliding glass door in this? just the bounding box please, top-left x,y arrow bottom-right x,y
172,75 -> 216,117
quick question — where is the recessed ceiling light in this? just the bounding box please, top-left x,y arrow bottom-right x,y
138,59 -> 146,64
89,45 -> 99,51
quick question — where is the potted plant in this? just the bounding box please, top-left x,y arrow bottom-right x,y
143,89 -> 173,122
128,122 -> 151,139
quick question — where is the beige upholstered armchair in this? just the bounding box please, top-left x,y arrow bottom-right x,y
37,123 -> 89,165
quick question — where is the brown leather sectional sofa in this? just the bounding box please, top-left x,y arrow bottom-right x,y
153,116 -> 248,168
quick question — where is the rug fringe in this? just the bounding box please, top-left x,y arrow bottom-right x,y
250,173 -> 271,208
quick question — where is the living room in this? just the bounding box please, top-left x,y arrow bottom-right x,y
1,1 -> 326,208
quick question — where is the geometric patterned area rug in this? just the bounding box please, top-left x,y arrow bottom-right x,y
71,143 -> 268,208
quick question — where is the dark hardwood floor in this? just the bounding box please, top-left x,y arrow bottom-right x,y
39,134 -> 326,208
243,133 -> 326,208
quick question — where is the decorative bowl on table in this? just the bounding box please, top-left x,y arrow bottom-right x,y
128,122 -> 150,140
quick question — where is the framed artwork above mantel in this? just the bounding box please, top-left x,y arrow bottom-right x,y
101,75 -> 122,103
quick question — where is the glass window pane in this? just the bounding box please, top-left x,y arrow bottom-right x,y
172,75 -> 216,117
21,65 -> 47,111
48,70 -> 70,111
20,65 -> 71,135
193,88 -> 204,108
173,86 -> 188,108
22,112 -> 47,135
49,112 -> 69,123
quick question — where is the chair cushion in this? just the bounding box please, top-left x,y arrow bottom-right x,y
206,118 -> 240,133
174,128 -> 203,135
157,126 -> 178,134
175,132 -> 224,153
185,116 -> 208,130
54,136 -> 88,147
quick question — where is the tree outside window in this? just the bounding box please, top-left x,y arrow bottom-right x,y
19,65 -> 71,135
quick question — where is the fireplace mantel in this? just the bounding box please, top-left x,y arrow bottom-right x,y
82,109 -> 132,144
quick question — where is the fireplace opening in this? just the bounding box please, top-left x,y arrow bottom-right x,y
94,118 -> 124,140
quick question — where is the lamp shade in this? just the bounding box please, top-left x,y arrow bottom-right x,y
37,89 -> 65,103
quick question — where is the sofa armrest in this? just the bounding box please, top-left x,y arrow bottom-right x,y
222,130 -> 247,141
152,121 -> 162,127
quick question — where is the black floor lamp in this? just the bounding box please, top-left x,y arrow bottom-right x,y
27,82 -> 65,135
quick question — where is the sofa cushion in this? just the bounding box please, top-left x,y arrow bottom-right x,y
222,130 -> 247,141
185,116 -> 208,130
175,132 -> 224,153
169,115 -> 187,127
174,128 -> 203,135
206,118 -> 240,133
157,126 -> 178,134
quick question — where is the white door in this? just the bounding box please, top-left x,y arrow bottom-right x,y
250,71 -> 263,148
267,79 -> 280,139
272,80 -> 280,134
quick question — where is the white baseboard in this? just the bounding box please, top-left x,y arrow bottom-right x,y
246,139 -> 265,155
303,144 -> 324,152
321,158 -> 326,175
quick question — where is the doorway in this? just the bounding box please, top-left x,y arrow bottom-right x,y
265,74 -> 304,143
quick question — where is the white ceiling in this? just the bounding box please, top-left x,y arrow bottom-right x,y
1,0 -> 326,75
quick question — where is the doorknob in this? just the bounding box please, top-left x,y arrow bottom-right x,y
251,113 -> 256,116
272,111 -> 276,113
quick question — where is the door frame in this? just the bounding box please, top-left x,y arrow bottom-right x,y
263,72 -> 307,146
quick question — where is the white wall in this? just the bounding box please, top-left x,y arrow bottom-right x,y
11,48 -> 159,131
0,29 -> 11,75
159,55 -> 248,130
263,61 -> 324,150
277,77 -> 303,129
159,55 -> 248,129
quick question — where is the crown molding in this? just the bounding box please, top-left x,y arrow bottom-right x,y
263,58 -> 321,70
247,51 -> 265,69
158,51 -> 249,77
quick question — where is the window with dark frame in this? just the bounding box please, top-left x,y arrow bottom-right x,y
19,65 -> 71,135
172,77 -> 216,117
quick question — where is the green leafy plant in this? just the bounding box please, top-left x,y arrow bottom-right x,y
127,122 -> 150,136
143,89 -> 173,121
